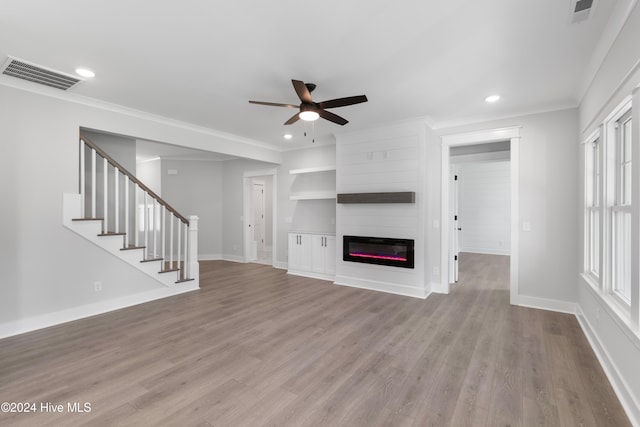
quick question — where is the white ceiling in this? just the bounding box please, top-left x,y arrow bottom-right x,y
0,0 -> 631,151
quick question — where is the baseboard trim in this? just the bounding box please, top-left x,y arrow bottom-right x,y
334,275 -> 429,299
273,261 -> 288,270
287,270 -> 334,282
199,253 -> 223,261
221,254 -> 246,263
459,248 -> 511,256
0,283 -> 199,340
575,305 -> 640,427
512,294 -> 577,314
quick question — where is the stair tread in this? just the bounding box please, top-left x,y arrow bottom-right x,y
141,257 -> 164,263
98,232 -> 126,236
175,278 -> 195,284
159,268 -> 180,274
72,218 -> 104,221
121,245 -> 146,251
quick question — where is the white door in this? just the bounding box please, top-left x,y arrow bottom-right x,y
251,182 -> 265,261
449,169 -> 460,283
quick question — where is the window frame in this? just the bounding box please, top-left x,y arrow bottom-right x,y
583,128 -> 602,285
603,97 -> 633,313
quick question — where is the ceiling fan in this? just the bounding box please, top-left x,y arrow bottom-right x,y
249,79 -> 368,126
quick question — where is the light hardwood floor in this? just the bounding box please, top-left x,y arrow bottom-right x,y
0,253 -> 630,426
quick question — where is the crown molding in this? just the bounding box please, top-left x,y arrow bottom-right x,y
0,76 -> 284,153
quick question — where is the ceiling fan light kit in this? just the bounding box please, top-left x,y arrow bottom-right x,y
249,79 -> 367,126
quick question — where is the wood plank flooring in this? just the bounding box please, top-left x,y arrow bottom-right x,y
0,253 -> 631,426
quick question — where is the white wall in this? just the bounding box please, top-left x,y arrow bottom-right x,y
455,159 -> 511,255
335,121 -> 429,298
576,2 -> 640,423
221,158 -> 278,261
438,108 -> 580,305
277,145 -> 337,267
161,159 -> 223,260
136,159 -> 162,195
0,83 -> 281,337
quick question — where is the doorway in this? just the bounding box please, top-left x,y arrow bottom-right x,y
251,180 -> 267,263
243,169 -> 277,266
440,127 -> 520,304
449,142 -> 511,283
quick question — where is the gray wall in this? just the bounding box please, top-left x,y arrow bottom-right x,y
221,158 -> 278,261
136,158 -> 162,195
577,2 -> 640,421
0,83 -> 281,335
438,108 -> 580,304
161,159 -> 224,259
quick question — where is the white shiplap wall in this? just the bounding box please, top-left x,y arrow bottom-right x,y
335,121 -> 427,298
457,160 -> 510,255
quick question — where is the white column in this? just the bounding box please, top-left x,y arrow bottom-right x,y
188,216 -> 199,284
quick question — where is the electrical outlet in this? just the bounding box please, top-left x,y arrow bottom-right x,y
94,281 -> 102,292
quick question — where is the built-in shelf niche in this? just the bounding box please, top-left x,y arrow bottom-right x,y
337,192 -> 415,204
289,166 -> 336,201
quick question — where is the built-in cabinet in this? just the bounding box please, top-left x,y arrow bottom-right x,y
288,233 -> 312,272
311,234 -> 336,276
288,232 -> 336,281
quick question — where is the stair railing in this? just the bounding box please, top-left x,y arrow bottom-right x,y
78,133 -> 197,283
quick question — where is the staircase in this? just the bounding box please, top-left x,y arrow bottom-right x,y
63,134 -> 199,289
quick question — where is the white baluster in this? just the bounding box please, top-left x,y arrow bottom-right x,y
103,157 -> 108,233
91,148 -> 96,218
134,185 -> 140,248
144,192 -> 149,259
152,200 -> 157,258
80,140 -> 85,218
177,218 -> 182,279
114,168 -> 119,234
161,207 -> 166,270
125,176 -> 130,247
170,215 -> 174,269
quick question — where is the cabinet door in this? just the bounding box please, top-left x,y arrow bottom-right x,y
311,235 -> 326,273
288,233 -> 300,270
298,234 -> 312,271
324,236 -> 336,275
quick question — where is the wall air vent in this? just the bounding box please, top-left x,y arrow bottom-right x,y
570,0 -> 596,24
1,56 -> 83,90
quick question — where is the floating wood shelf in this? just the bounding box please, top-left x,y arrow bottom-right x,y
337,192 -> 415,204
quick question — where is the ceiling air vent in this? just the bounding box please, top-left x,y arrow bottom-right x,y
570,0 -> 596,24
1,56 -> 83,90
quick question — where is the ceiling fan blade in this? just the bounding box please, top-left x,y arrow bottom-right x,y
284,113 -> 300,125
292,79 -> 313,104
318,95 -> 368,109
249,100 -> 299,109
318,109 -> 348,126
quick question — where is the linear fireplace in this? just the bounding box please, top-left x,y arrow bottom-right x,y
343,235 -> 415,269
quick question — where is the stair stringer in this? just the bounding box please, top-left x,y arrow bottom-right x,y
62,193 -> 198,289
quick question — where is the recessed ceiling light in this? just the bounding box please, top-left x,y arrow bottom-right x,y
75,68 -> 95,78
485,94 -> 500,103
283,134 -> 293,140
